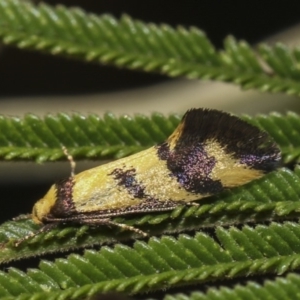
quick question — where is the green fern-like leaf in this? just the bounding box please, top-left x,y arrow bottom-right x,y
2,166 -> 300,263
0,111 -> 300,163
2,223 -> 300,299
0,112 -> 180,162
160,273 -> 300,300
1,0 -> 300,95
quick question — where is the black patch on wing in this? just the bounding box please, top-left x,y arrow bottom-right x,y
49,177 -> 76,218
179,108 -> 281,172
157,142 -> 223,194
110,168 -> 146,199
156,108 -> 282,194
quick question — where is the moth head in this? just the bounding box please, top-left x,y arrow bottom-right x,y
32,185 -> 56,224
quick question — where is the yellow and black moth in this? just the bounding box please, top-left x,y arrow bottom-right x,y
14,108 -> 281,245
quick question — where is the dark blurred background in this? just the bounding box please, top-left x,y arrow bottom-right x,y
1,0 -> 300,250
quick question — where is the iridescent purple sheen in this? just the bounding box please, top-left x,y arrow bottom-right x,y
156,108 -> 281,194
110,168 -> 145,199
178,109 -> 281,170
157,142 -> 223,194
240,153 -> 281,171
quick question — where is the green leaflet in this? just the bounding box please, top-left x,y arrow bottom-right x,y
0,112 -> 300,163
160,273 -> 300,300
0,112 -> 180,162
1,167 -> 300,263
1,223 -> 300,299
0,0 -> 300,95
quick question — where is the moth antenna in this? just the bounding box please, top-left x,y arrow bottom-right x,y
62,146 -> 76,177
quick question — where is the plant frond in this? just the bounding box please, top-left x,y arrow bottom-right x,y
161,272 -> 300,300
2,222 -> 300,298
1,167 -> 300,263
0,111 -> 300,163
0,112 -> 180,162
1,0 -> 300,95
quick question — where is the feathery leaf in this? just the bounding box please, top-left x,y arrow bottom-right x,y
2,223 -> 300,298
1,167 -> 300,263
0,111 -> 300,163
0,0 -> 300,95
160,273 -> 300,300
0,112 -> 180,162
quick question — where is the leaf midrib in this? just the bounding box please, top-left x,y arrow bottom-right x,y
0,254 -> 296,300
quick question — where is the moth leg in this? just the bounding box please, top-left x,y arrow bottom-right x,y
77,218 -> 148,237
13,223 -> 58,247
12,214 -> 32,221
185,202 -> 199,207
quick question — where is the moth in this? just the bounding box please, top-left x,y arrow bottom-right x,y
13,108 -> 281,246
